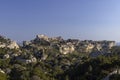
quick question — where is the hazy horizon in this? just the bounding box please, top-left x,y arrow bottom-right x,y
0,0 -> 120,42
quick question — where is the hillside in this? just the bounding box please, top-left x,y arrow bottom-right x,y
0,34 -> 119,80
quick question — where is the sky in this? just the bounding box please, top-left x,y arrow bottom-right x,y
0,0 -> 120,42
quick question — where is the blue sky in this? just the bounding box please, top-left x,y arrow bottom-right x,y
0,0 -> 120,42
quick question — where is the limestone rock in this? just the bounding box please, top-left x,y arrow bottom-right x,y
0,69 -> 5,74
3,54 -> 10,59
23,41 -> 31,46
0,44 -> 6,48
60,43 -> 75,54
7,41 -> 19,49
36,34 -> 49,41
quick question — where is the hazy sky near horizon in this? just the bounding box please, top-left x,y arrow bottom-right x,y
0,0 -> 120,42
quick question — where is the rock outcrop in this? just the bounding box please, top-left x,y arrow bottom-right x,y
0,35 -> 19,49
36,34 -> 49,41
7,41 -> 19,49
22,34 -> 115,55
60,43 -> 75,54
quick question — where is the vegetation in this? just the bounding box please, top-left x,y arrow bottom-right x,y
0,35 -> 119,80
0,46 -> 119,80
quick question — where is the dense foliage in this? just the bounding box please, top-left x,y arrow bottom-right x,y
0,46 -> 119,80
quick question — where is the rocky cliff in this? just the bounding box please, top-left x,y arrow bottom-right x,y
23,34 -> 115,56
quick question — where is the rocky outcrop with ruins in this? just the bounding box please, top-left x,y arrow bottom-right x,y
23,34 -> 115,55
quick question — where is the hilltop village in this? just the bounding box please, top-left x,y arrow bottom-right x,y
0,34 -> 119,80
